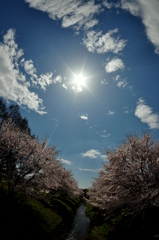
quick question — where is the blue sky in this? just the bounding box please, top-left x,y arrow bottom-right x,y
0,0 -> 159,189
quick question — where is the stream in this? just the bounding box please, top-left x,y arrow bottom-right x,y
65,203 -> 90,240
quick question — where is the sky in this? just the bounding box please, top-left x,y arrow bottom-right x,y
0,0 -> 159,189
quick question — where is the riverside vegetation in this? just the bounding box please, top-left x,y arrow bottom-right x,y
85,133 -> 159,240
0,98 -> 83,239
0,185 -> 82,240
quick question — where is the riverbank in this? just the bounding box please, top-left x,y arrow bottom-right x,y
85,202 -> 159,240
0,187 -> 83,240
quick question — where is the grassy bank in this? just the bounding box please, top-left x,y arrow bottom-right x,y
0,186 -> 82,240
85,202 -> 159,240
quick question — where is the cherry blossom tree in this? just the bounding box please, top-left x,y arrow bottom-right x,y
0,119 -> 81,199
56,168 -> 82,198
88,133 -> 159,218
0,98 -> 31,134
35,159 -> 82,198
0,119 -> 58,196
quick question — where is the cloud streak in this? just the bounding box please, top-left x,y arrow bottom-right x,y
60,159 -> 71,165
101,134 -> 111,138
78,168 -> 99,172
135,98 -> 159,129
107,111 -> 115,115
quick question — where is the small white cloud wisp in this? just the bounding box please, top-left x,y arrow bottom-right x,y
80,114 -> 88,120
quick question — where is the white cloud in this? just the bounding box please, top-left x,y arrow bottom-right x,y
24,59 -> 37,80
101,0 -> 159,54
123,106 -> 131,114
38,72 -> 53,90
0,29 -> 47,114
81,149 -> 101,158
81,149 -> 108,162
25,0 -> 101,30
62,83 -> 67,90
80,114 -> 88,120
117,79 -> 128,88
103,0 -> 120,9
23,59 -> 54,90
101,155 -> 108,161
107,111 -> 115,115
105,58 -> 125,73
121,0 -> 140,16
116,77 -> 133,92
83,28 -> 127,54
53,75 -> 62,84
124,110 -> 129,114
101,79 -> 108,85
60,159 -> 71,165
115,75 -> 120,81
78,168 -> 99,172
101,133 -> 111,138
72,85 -> 82,92
84,19 -> 99,30
81,149 -> 101,159
135,98 -> 159,129
121,0 -> 159,54
103,0 -> 113,9
0,29 -> 62,114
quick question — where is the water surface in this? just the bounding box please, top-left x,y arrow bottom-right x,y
65,203 -> 90,240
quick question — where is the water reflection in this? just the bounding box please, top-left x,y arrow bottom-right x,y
65,203 -> 90,240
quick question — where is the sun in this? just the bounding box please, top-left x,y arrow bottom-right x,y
71,73 -> 88,93
73,74 -> 86,87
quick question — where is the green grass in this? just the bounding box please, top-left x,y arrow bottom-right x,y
51,198 -> 74,222
24,197 -> 62,233
86,203 -> 97,220
86,203 -> 104,226
0,183 -> 83,240
89,223 -> 111,240
63,196 -> 82,211
0,189 -> 65,240
86,203 -> 110,240
86,201 -> 159,240
86,203 -> 126,240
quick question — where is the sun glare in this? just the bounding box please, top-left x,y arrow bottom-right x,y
74,74 -> 85,87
